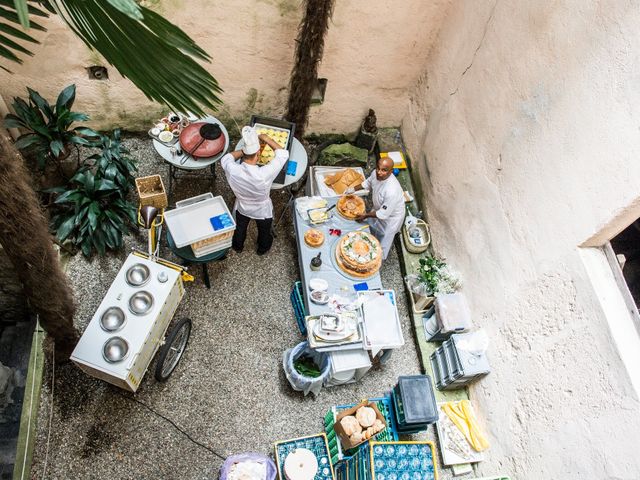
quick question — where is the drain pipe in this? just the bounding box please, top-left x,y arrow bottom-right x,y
0,93 -> 20,140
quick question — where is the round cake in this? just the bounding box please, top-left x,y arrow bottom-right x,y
304,228 -> 324,247
335,231 -> 382,277
337,195 -> 365,220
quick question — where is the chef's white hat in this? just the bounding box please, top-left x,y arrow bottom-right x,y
241,126 -> 260,155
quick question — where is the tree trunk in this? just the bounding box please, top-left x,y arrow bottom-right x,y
285,0 -> 334,139
0,129 -> 78,361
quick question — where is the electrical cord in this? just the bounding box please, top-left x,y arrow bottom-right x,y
114,390 -> 226,461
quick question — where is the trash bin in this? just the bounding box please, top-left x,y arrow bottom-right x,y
219,453 -> 277,480
283,341 -> 331,397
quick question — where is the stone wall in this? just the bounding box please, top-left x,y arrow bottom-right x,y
402,0 -> 640,478
0,0 -> 451,134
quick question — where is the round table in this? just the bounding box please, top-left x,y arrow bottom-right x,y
234,137 -> 308,231
153,115 -> 230,203
166,230 -> 228,289
234,137 -> 308,189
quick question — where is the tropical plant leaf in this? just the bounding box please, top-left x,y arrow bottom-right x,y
105,0 -> 141,20
13,133 -> 40,149
4,113 -> 26,128
49,0 -> 222,116
0,5 -> 46,31
72,126 -> 98,136
49,138 -> 63,156
26,89 -> 53,124
55,215 -> 76,241
55,83 -> 75,111
11,0 -> 28,28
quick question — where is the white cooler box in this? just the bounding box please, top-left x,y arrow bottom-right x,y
165,193 -> 235,257
326,349 -> 372,387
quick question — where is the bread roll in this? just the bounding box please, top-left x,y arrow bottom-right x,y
340,415 -> 362,436
355,406 -> 377,428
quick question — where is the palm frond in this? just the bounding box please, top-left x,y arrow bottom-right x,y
0,1 -> 48,69
50,0 -> 223,116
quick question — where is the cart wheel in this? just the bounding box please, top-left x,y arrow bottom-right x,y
155,318 -> 192,382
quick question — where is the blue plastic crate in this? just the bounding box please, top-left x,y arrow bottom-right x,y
370,441 -> 438,480
291,280 -> 308,335
274,433 -> 335,480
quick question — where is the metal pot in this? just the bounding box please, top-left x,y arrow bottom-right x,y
102,336 -> 129,363
128,291 -> 154,315
125,263 -> 150,287
100,307 -> 126,332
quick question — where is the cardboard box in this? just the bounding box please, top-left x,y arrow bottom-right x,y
333,401 -> 386,450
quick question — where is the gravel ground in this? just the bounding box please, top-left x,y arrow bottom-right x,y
30,136 -> 452,480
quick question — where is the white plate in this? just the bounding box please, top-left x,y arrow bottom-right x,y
310,290 -> 329,305
158,131 -> 174,142
308,278 -> 329,292
313,316 -> 356,341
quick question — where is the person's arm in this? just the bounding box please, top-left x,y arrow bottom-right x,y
356,190 -> 393,222
259,133 -> 281,151
355,209 -> 378,222
220,151 -> 243,172
344,174 -> 368,195
263,144 -> 290,181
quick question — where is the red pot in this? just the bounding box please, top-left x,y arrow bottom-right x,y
179,122 -> 226,158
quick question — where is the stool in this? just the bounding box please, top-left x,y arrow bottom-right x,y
166,231 -> 227,289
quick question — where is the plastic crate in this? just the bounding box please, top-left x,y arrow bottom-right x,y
324,397 -> 399,465
291,281 -> 308,334
274,433 -> 334,480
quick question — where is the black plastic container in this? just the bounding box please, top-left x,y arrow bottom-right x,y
393,375 -> 438,429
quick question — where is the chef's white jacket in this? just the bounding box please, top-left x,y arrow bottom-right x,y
220,149 -> 289,219
361,171 -> 405,259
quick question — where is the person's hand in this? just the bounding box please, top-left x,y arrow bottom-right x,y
355,214 -> 366,222
258,133 -> 270,142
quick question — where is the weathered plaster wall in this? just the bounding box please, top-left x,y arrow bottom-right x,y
402,1 -> 640,478
0,0 -> 451,134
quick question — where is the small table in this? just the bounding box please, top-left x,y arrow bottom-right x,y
153,115 -> 230,205
166,231 -> 227,289
234,137 -> 308,232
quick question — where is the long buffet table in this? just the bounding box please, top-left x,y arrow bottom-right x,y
292,196 -> 383,316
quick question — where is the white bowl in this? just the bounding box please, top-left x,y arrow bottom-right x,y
309,278 -> 328,292
310,290 -> 329,305
158,130 -> 173,142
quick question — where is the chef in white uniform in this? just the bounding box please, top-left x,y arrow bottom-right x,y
351,156 -> 405,259
220,126 -> 289,255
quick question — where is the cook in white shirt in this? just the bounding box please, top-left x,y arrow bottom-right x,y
351,156 -> 405,259
220,126 -> 289,255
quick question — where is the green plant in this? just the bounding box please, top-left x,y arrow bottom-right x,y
417,255 -> 460,296
50,170 -> 136,256
83,129 -> 137,192
4,84 -> 98,168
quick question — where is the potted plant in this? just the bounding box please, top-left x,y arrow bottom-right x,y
4,84 -> 99,180
49,170 -> 137,257
405,255 -> 460,313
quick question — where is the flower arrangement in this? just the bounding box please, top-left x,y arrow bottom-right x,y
417,255 -> 460,296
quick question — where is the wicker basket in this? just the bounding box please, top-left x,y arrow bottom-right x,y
135,175 -> 168,209
402,219 -> 430,254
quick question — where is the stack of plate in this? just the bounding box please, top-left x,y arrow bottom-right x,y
306,313 -> 363,352
429,333 -> 490,391
313,314 -> 355,342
